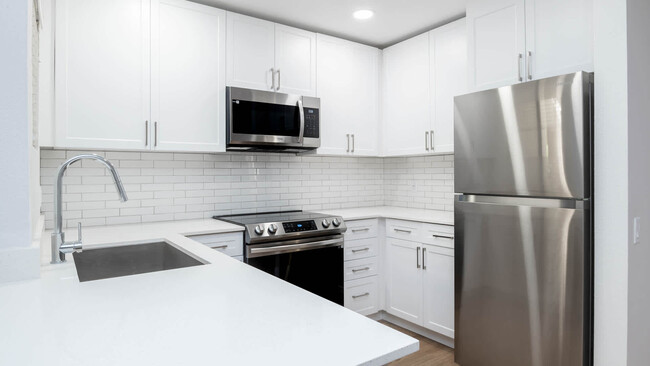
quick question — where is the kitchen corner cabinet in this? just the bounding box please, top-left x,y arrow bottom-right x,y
226,12 -> 317,97
385,220 -> 455,338
382,33 -> 431,156
54,0 -> 226,152
316,34 -> 380,156
467,0 -> 593,92
382,18 -> 466,156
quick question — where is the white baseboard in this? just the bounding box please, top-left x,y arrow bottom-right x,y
368,311 -> 455,349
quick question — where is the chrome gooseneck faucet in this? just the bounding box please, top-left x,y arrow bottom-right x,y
51,154 -> 128,264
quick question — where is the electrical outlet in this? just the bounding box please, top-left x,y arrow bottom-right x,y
633,217 -> 641,245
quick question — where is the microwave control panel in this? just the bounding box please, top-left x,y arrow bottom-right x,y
303,108 -> 319,138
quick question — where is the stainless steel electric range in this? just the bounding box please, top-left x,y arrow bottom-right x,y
215,211 -> 347,305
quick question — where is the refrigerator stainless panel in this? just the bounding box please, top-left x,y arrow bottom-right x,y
454,72 -> 593,199
454,197 -> 588,366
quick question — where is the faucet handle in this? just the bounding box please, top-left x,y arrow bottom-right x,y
76,222 -> 82,243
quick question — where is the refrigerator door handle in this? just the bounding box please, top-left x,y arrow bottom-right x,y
455,194 -> 588,209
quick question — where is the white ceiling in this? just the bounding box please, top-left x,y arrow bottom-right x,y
191,0 -> 468,48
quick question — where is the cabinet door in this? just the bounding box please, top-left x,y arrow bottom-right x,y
316,34 -> 379,156
382,33 -> 431,156
349,45 -> 380,156
275,24 -> 317,96
422,244 -> 455,338
385,238 -> 422,323
467,0 -> 526,91
525,0 -> 593,80
151,0 -> 226,152
429,19 -> 467,154
54,0 -> 150,149
226,12 -> 275,91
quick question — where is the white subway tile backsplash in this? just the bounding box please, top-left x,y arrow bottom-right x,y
40,150 -> 453,229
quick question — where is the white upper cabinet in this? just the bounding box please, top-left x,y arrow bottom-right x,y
382,33 -> 431,156
226,13 -> 275,92
467,0 -> 526,92
429,18 -> 467,154
54,0 -> 226,152
316,34 -> 379,156
275,25 -> 317,96
151,0 -> 226,152
525,0 -> 594,80
468,0 -> 594,91
226,12 -> 316,96
55,0 -> 151,149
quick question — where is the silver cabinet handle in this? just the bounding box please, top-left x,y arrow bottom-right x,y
351,228 -> 370,233
527,51 -> 533,80
270,68 -> 275,90
276,69 -> 281,91
351,134 -> 355,153
145,120 -> 149,146
518,53 -> 523,82
352,267 -> 370,273
432,234 -> 454,239
430,130 -> 434,152
346,134 -> 350,152
154,122 -> 158,147
212,245 -> 228,250
422,247 -> 427,270
425,131 -> 429,151
351,247 -> 370,253
416,246 -> 421,268
352,292 -> 370,299
394,228 -> 412,234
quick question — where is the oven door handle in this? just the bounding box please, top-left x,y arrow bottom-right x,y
297,98 -> 305,145
248,237 -> 343,258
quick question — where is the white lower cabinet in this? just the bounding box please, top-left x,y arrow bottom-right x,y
385,220 -> 455,338
421,244 -> 455,338
187,232 -> 243,258
343,219 -> 380,315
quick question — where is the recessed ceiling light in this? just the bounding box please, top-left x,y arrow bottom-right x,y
353,9 -> 374,20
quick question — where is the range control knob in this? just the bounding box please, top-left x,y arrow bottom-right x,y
332,218 -> 341,227
268,224 -> 278,234
322,219 -> 331,228
254,225 -> 265,235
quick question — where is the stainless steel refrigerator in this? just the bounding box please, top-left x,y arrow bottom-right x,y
454,72 -> 593,366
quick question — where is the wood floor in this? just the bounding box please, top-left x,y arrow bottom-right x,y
381,321 -> 459,366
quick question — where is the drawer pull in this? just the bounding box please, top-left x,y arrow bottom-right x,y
432,234 -> 454,239
351,248 -> 370,253
211,245 -> 228,250
352,292 -> 370,299
394,228 -> 412,234
351,228 -> 370,233
352,267 -> 370,273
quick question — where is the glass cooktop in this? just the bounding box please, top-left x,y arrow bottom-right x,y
214,210 -> 329,226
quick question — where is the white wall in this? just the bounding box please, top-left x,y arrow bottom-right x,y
593,0 -> 629,364
626,0 -> 650,364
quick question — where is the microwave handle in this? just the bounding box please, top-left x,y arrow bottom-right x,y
298,98 -> 305,144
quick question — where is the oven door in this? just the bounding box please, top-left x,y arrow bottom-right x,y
245,235 -> 344,305
227,86 -> 305,148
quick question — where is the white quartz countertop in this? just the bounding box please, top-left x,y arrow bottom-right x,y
1,217 -> 418,366
316,206 -> 454,225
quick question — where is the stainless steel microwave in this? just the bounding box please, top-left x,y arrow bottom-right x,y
226,87 -> 320,152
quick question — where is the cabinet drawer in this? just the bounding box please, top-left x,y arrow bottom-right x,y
386,219 -> 421,241
420,223 -> 454,248
344,219 -> 379,241
344,257 -> 379,281
188,232 -> 243,257
344,238 -> 378,261
344,276 -> 379,316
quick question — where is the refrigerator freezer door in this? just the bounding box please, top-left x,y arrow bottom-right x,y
454,72 -> 592,199
455,196 -> 589,366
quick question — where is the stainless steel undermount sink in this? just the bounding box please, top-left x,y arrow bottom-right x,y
73,241 -> 205,282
